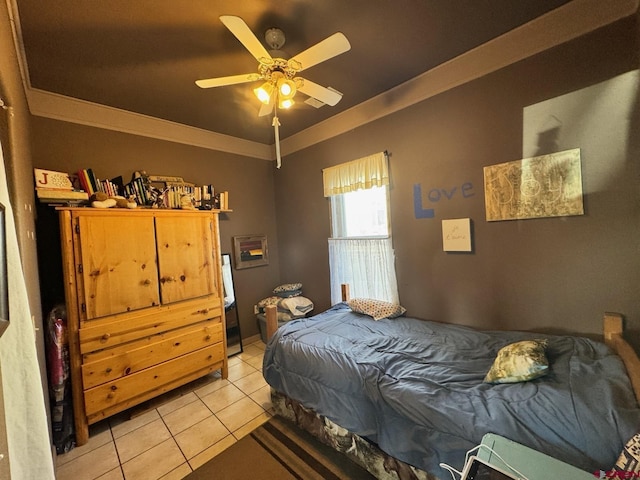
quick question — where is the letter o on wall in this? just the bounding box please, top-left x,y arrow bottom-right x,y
428,189 -> 441,202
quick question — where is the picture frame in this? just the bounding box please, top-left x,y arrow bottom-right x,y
442,218 -> 473,252
233,235 -> 269,269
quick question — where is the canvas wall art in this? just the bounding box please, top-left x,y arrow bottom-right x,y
483,148 -> 583,221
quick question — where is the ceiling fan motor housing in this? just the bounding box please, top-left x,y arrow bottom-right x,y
265,27 -> 286,50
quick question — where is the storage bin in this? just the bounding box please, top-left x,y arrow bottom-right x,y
257,313 -> 294,343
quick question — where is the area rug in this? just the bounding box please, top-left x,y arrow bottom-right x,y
185,415 -> 374,479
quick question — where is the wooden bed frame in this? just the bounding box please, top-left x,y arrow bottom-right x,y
604,312 -> 640,401
264,287 -> 640,478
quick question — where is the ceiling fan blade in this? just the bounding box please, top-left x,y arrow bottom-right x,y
220,15 -> 272,63
298,79 -> 343,106
289,32 -> 351,72
195,73 -> 260,88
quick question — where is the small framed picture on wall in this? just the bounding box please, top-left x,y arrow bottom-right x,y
233,235 -> 269,269
442,218 -> 473,252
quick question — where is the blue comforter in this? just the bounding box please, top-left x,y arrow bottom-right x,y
263,303 -> 640,476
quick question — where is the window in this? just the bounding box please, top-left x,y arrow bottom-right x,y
324,152 -> 399,305
330,186 -> 389,238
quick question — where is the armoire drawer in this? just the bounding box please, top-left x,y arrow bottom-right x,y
83,343 -> 225,417
81,320 -> 223,389
78,296 -> 222,354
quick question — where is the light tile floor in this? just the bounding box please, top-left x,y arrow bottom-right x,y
55,339 -> 272,480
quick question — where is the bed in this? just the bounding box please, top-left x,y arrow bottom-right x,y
262,286 -> 640,480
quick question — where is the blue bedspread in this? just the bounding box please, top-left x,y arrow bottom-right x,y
263,303 -> 640,476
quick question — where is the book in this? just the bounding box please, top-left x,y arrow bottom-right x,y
219,191 -> 229,210
36,188 -> 89,202
77,169 -> 94,195
148,175 -> 184,183
86,169 -> 99,193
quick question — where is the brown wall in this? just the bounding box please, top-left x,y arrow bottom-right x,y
31,118 -> 281,338
275,17 -> 640,343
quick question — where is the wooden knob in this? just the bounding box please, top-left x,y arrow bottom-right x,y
107,393 -> 114,399
142,279 -> 151,285
205,335 -> 211,341
105,367 -> 112,373
101,333 -> 111,342
124,367 -> 131,375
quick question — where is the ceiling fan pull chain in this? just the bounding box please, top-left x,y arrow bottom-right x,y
272,114 -> 282,169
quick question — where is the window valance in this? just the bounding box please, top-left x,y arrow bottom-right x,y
322,151 -> 389,197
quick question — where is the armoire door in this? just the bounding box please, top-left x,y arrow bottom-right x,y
155,214 -> 217,304
76,214 -> 160,320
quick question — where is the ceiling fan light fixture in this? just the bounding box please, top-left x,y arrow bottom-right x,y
277,78 -> 296,99
254,82 -> 274,104
279,98 -> 295,109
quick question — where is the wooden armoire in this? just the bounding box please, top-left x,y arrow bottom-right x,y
57,208 -> 228,445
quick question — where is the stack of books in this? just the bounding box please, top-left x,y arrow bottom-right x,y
77,168 -> 122,197
216,191 -> 229,210
34,168 -> 89,205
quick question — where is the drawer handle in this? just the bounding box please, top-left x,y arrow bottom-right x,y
124,367 -> 132,375
197,308 -> 210,315
160,276 -> 176,284
205,335 -> 211,341
105,367 -> 112,374
107,392 -> 115,399
207,355 -> 213,360
101,333 -> 111,342
142,279 -> 151,286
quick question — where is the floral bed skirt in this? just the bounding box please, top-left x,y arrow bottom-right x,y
270,389 -> 437,480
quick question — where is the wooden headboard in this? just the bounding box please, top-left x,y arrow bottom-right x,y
265,287 -> 640,404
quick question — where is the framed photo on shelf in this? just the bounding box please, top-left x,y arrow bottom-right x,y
233,235 -> 268,269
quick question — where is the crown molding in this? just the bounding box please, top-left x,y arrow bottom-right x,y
20,0 -> 639,161
26,88 -> 273,160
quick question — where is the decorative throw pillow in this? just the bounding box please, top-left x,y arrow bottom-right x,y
484,340 -> 549,384
273,283 -> 303,294
615,432 -> 640,473
256,296 -> 280,314
274,288 -> 303,298
347,298 -> 406,321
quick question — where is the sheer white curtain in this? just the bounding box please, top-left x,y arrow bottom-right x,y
328,238 -> 399,305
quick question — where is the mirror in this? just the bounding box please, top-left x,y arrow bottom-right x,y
222,253 -> 242,356
0,203 -> 8,338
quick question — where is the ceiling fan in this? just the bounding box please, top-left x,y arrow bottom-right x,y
195,15 -> 351,168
